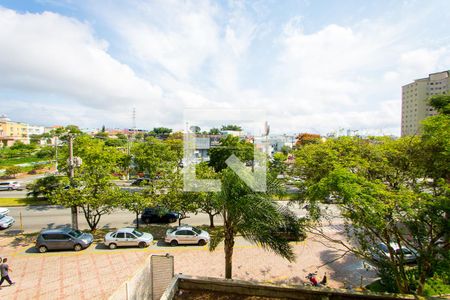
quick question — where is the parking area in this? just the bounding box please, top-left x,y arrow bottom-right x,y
0,224 -> 377,299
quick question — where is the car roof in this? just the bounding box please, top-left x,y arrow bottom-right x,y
116,227 -> 135,233
41,227 -> 72,234
176,225 -> 195,231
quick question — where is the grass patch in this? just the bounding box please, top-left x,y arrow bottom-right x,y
0,157 -> 45,167
0,197 -> 50,207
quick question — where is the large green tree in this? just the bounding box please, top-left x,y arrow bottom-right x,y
293,128 -> 449,294
51,135 -> 125,231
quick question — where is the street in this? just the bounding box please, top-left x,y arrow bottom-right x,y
1,200 -> 341,233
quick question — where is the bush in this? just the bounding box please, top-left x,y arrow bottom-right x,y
5,165 -> 23,178
36,146 -> 55,159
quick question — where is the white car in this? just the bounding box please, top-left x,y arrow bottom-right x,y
372,242 -> 418,263
0,214 -> 15,229
0,207 -> 10,215
0,181 -> 22,191
165,225 -> 210,246
104,228 -> 153,249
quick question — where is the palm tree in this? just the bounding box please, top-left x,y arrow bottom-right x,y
210,168 -> 298,279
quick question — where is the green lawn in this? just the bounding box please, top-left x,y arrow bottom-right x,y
0,156 -> 46,167
0,197 -> 49,206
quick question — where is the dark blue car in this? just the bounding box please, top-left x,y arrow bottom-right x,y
141,207 -> 179,224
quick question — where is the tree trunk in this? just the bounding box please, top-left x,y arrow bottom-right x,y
224,227 -> 235,279
209,213 -> 215,228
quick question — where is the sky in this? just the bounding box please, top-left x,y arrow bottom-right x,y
0,0 -> 449,136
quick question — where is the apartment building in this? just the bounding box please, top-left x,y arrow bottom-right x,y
0,115 -> 29,146
0,114 -> 46,146
401,70 -> 450,136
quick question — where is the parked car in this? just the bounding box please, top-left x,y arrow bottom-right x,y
104,228 -> 153,249
0,214 -> 15,229
165,225 -> 210,246
371,242 -> 418,263
0,207 -> 10,215
141,207 -> 179,224
131,178 -> 151,186
0,181 -> 22,191
35,227 -> 93,253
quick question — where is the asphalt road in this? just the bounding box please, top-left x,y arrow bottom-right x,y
0,202 -> 341,234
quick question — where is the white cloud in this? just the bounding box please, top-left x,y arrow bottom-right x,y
1,1 -> 449,135
0,7 -> 162,118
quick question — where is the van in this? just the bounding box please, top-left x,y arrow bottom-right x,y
0,181 -> 21,191
35,227 -> 94,253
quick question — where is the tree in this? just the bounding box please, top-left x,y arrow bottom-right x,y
132,137 -> 179,177
221,125 -> 242,131
35,146 -> 55,159
208,135 -> 253,172
210,168 -> 296,279
26,175 -> 68,200
52,135 -> 125,231
159,171 -> 199,226
189,125 -> 201,133
149,127 -> 172,139
209,128 -> 221,135
51,177 -> 120,231
295,133 -> 321,147
429,95 -> 450,115
119,190 -> 153,229
293,135 -> 449,295
4,166 -> 23,178
270,152 -> 288,176
195,163 -> 221,227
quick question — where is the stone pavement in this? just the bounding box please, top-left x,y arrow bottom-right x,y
0,226 -> 376,299
0,237 -> 150,300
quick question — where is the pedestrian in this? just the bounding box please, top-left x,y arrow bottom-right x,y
0,257 -> 15,286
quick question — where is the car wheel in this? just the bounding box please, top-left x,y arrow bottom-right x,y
109,243 -> 117,250
74,244 -> 82,251
170,240 -> 178,247
198,239 -> 206,246
38,245 -> 48,253
169,218 -> 176,223
138,242 -> 146,248
8,187 -> 12,191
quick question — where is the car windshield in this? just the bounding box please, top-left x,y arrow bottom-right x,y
67,229 -> 83,238
192,227 -> 202,234
0,214 -> 5,220
133,230 -> 144,237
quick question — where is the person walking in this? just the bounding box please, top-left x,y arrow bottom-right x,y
0,257 -> 15,286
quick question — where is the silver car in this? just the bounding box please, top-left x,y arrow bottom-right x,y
0,207 -> 10,215
0,181 -> 21,191
104,228 -> 153,249
165,225 -> 210,246
0,214 -> 14,229
372,242 -> 418,263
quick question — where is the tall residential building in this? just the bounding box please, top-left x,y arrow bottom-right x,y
401,70 -> 450,136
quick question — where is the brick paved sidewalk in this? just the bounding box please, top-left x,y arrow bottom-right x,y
0,237 -> 150,300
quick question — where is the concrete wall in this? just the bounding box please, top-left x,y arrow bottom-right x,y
109,256 -> 152,300
109,254 -> 174,300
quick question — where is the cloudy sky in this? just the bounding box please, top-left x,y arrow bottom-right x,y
0,0 -> 449,135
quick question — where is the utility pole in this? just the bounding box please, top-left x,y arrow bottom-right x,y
68,134 -> 78,230
54,135 -> 58,172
